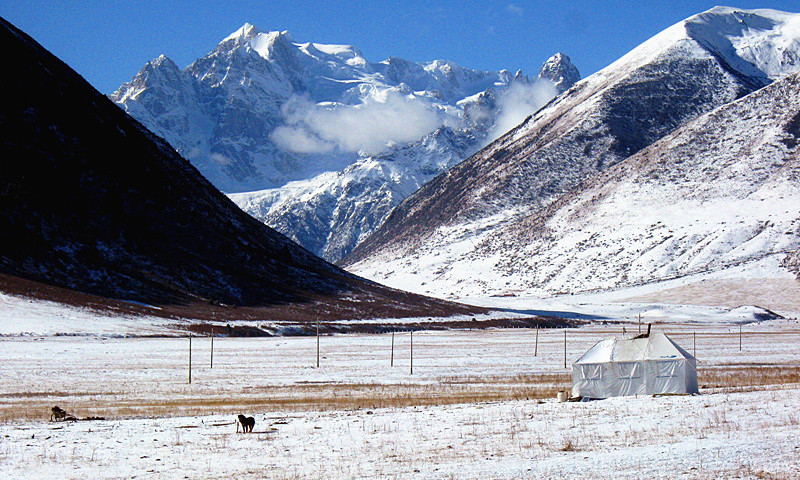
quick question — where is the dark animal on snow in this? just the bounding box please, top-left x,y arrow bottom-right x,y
50,406 -> 68,422
237,414 -> 255,433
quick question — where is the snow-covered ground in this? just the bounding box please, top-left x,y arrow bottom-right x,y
1,274 -> 798,478
2,386 -> 798,479
462,268 -> 800,323
1,314 -> 798,478
0,293 -> 181,337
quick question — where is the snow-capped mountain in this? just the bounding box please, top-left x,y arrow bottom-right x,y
111,23 -> 547,190
344,7 -> 800,298
228,53 -> 576,261
537,52 -> 581,93
0,16 -> 480,321
113,24 -> 578,260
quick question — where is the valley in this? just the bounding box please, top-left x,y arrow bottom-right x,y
2,5 -> 800,479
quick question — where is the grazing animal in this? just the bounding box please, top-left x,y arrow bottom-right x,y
50,406 -> 68,422
237,414 -> 255,433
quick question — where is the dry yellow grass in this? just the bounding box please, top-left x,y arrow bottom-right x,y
697,364 -> 800,392
0,373 -> 571,422
3,366 -> 799,422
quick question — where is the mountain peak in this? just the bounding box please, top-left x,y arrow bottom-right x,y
222,22 -> 261,43
113,22 -> 572,259
217,25 -> 296,61
149,53 -> 178,70
683,7 -> 800,81
537,52 -> 580,93
109,53 -> 182,103
342,7 -> 800,296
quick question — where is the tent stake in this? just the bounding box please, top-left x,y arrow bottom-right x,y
188,334 -> 192,384
410,330 -> 414,375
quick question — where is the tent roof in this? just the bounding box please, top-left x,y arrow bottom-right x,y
574,332 -> 694,364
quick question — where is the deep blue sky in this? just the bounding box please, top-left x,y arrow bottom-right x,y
3,1 -> 799,94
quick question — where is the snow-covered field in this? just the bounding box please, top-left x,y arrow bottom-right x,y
1,307 -> 799,478
3,385 -> 798,479
465,271 -> 800,323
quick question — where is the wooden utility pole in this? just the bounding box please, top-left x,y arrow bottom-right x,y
316,317 -> 320,369
188,334 -> 192,384
534,323 -> 539,357
693,331 -> 696,358
410,330 -> 414,375
638,313 -> 641,334
391,331 -> 395,367
563,330 -> 567,369
739,324 -> 742,351
210,326 -> 214,369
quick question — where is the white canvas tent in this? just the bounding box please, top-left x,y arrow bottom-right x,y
572,332 -> 698,399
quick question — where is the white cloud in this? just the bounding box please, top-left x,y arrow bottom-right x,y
270,125 -> 336,154
488,79 -> 558,142
271,79 -> 559,156
271,91 -> 445,155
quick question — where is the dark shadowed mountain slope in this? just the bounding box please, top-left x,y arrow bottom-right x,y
344,7 -> 800,298
0,17 -> 482,321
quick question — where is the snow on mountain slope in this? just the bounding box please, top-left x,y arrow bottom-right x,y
684,7 -> 800,80
230,126 -> 477,260
350,70 -> 800,298
113,24 -> 577,260
345,7 -> 800,298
